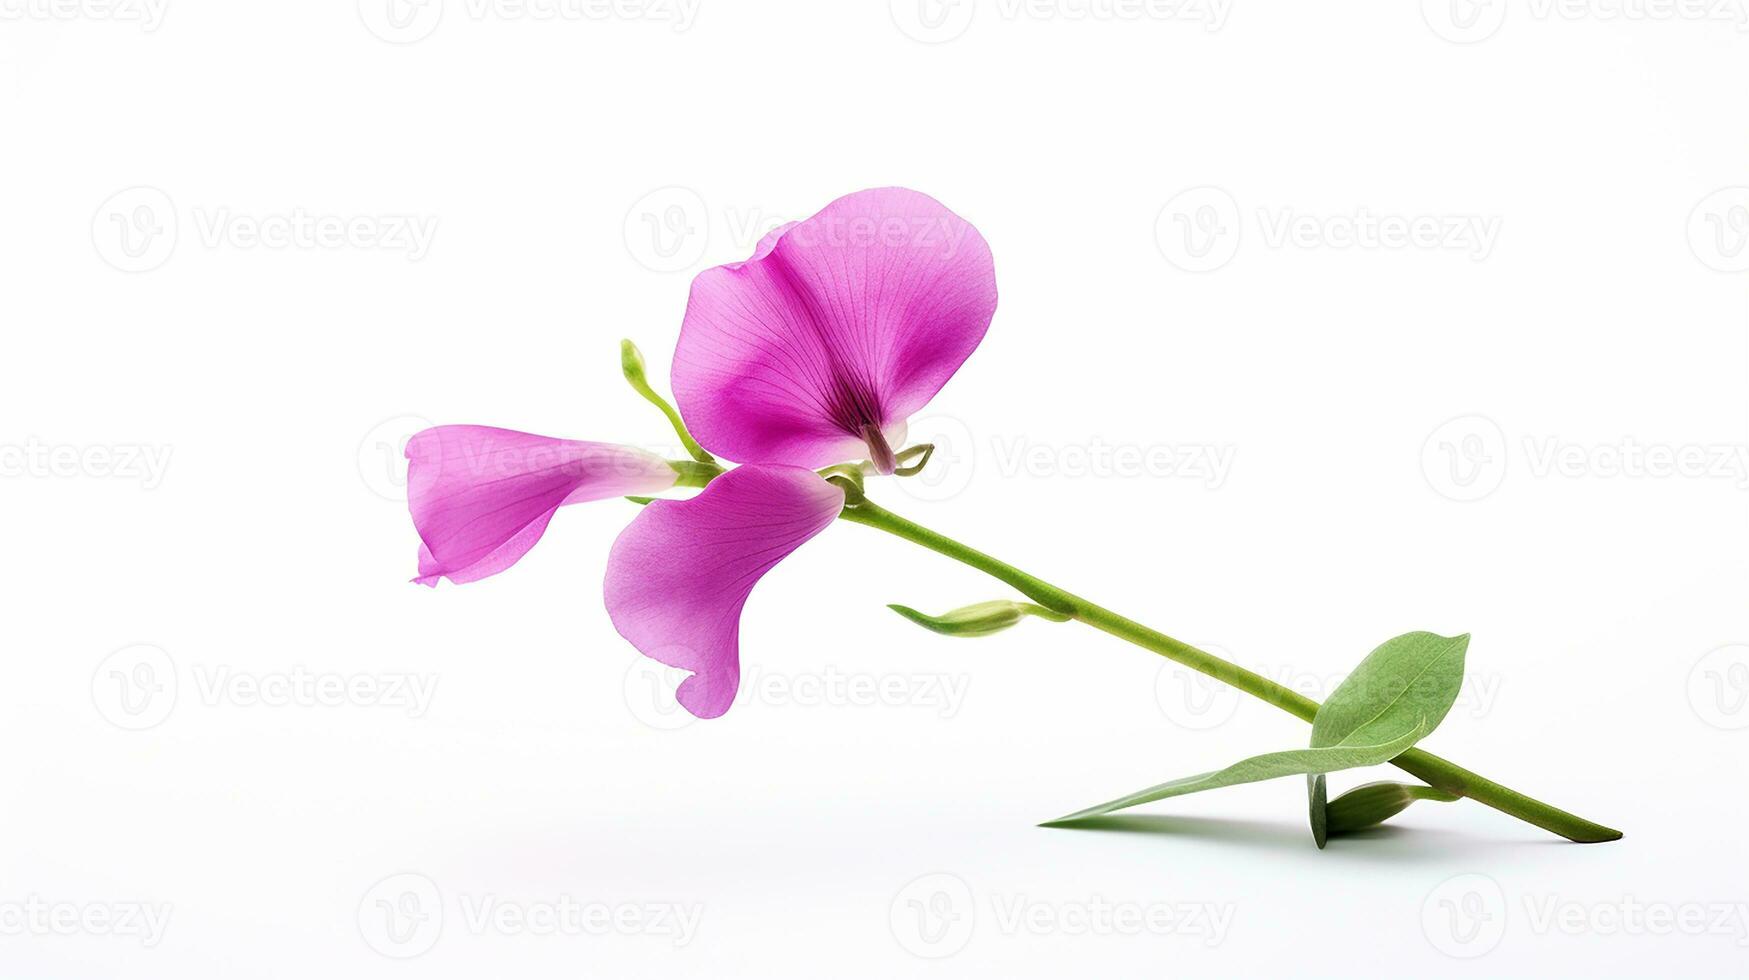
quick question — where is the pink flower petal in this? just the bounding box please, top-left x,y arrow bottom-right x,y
408,426 -> 677,586
672,187 -> 996,471
603,464 -> 845,718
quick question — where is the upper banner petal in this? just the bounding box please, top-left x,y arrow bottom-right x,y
672,187 -> 996,471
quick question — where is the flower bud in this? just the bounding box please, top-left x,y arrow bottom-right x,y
1323,780 -> 1459,839
887,600 -> 1069,638
620,338 -> 713,464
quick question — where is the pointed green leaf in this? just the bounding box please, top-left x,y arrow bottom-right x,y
1310,631 -> 1470,749
1323,780 -> 1460,837
1045,720 -> 1426,824
1305,631 -> 1469,848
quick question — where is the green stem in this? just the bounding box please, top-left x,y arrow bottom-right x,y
840,497 -> 1621,844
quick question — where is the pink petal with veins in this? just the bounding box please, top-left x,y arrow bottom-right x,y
603,464 -> 845,718
672,187 -> 996,472
408,425 -> 677,586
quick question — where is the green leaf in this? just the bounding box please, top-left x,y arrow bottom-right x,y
1309,773 -> 1329,848
1045,721 -> 1426,825
1323,781 -> 1460,837
888,600 -> 1070,638
1306,631 -> 1469,848
1311,631 -> 1470,748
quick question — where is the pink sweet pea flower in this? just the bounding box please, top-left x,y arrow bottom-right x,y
408,187 -> 996,718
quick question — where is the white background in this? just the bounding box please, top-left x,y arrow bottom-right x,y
3,1 -> 1747,976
